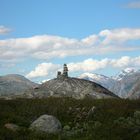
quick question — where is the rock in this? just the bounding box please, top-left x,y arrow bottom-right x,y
4,123 -> 20,131
63,125 -> 71,131
30,114 -> 62,133
88,106 -> 96,117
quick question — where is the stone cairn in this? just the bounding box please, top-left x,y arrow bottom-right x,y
57,64 -> 68,79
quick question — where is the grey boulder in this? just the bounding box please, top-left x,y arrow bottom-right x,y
30,114 -> 62,133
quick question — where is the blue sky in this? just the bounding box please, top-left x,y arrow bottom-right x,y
0,0 -> 140,82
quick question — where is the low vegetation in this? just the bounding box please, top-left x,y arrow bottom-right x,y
0,97 -> 140,140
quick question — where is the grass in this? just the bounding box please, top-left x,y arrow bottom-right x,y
0,97 -> 140,140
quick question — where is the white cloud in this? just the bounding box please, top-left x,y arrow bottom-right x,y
26,56 -> 140,79
125,1 -> 140,8
0,25 -> 11,35
68,56 -> 140,72
68,58 -> 110,72
99,28 -> 140,45
111,56 -> 131,68
81,34 -> 99,45
0,28 -> 140,62
26,63 -> 60,78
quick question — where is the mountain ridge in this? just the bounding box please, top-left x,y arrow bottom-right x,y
0,67 -> 140,99
79,68 -> 140,99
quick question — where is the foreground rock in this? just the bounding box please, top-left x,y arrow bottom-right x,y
4,123 -> 20,131
30,114 -> 62,133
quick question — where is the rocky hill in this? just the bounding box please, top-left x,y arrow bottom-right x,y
27,77 -> 118,99
0,74 -> 38,98
26,64 -> 118,99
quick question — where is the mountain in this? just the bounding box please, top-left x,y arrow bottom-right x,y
0,74 -> 38,98
79,68 -> 140,99
25,64 -> 117,99
127,78 -> 140,99
112,68 -> 138,81
26,76 -> 118,99
110,70 -> 140,98
79,73 -> 116,90
1,66 -> 140,99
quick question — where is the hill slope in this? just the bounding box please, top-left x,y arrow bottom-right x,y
110,70 -> 140,98
28,77 -> 118,99
0,74 -> 38,97
127,78 -> 140,99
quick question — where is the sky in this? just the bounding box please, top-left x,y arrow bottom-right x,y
0,0 -> 140,83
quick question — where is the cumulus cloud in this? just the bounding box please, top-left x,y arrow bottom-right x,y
99,28 -> 140,45
125,1 -> 140,8
68,58 -> 110,72
26,63 -> 60,78
26,56 -> 140,78
0,25 -> 11,35
69,56 -> 140,72
0,28 -> 140,62
81,34 -> 99,45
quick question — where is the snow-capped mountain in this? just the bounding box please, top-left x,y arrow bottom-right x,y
0,67 -> 140,99
79,68 -> 140,99
79,73 -> 116,89
112,68 -> 138,81
111,69 -> 140,98
127,78 -> 140,99
38,79 -> 50,84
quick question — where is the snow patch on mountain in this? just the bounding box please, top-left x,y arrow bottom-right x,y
113,68 -> 138,81
79,72 -> 116,89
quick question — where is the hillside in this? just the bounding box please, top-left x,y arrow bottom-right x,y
0,74 -> 38,97
28,77 -> 118,99
128,78 -> 140,99
110,70 -> 140,98
26,64 -> 117,99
